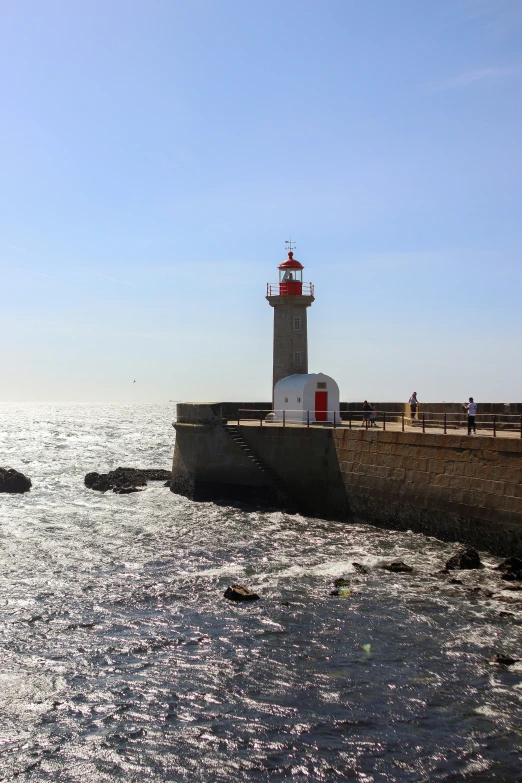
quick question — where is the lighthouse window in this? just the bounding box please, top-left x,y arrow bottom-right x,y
294,352 -> 302,366
293,317 -> 301,330
317,382 -> 327,389
297,397 -> 301,403
284,397 -> 288,403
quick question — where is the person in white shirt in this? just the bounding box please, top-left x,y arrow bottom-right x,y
464,397 -> 477,435
408,392 -> 419,420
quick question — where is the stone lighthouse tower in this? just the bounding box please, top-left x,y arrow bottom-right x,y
266,243 -> 315,393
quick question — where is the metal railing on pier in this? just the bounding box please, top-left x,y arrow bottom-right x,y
235,409 -> 522,437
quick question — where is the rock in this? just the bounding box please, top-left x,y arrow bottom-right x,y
495,556 -> 522,573
163,480 -> 171,488
381,561 -> 413,573
223,584 -> 260,602
501,572 -> 522,582
333,577 -> 350,587
84,467 -> 169,493
0,467 -> 32,493
352,562 -> 368,574
143,469 -> 171,482
490,653 -> 519,667
444,548 -> 484,571
449,578 -> 464,584
496,557 -> 522,582
330,587 -> 352,597
113,486 -> 143,494
84,472 -> 110,491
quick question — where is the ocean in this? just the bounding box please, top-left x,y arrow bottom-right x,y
0,403 -> 521,782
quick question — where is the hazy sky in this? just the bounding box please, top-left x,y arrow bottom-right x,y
1,0 -> 521,403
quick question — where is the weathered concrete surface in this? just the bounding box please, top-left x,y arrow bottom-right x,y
171,404 -> 522,556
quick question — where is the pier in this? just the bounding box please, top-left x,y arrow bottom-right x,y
171,401 -> 522,558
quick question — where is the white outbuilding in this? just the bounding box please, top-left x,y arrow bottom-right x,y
272,373 -> 340,424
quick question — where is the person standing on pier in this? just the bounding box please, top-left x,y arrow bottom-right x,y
362,400 -> 372,426
464,397 -> 477,435
409,392 -> 419,420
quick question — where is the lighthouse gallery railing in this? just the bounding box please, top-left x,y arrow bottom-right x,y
266,282 -> 314,297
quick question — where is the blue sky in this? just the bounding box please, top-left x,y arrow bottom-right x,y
1,0 -> 521,402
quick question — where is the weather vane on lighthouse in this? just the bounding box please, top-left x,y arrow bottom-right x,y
285,237 -> 296,254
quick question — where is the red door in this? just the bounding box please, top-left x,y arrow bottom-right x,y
315,391 -> 327,421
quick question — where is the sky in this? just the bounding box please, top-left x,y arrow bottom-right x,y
1,0 -> 521,403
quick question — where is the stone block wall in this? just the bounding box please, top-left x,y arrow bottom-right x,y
171,403 -> 522,555
235,427 -> 522,555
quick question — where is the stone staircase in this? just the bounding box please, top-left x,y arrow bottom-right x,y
222,424 -> 295,511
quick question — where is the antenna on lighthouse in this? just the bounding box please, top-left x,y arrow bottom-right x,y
285,237 -> 296,253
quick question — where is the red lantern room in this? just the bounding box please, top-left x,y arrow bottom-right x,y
278,252 -> 304,295
266,246 -> 314,297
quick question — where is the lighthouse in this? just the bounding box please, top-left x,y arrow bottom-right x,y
266,243 -> 315,393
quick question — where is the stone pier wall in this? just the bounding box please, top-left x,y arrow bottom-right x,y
171,403 -> 522,556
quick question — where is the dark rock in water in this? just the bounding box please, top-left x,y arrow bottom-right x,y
143,469 -> 171,482
496,556 -> 522,572
0,467 -> 32,494
490,653 -> 519,667
223,584 -> 260,602
85,467 -> 169,493
501,572 -> 522,582
113,486 -> 143,494
331,576 -> 356,595
84,472 -> 110,492
496,556 -> 522,582
382,561 -> 413,573
85,467 -> 147,492
329,587 -> 352,596
444,548 -> 484,571
352,562 -> 368,574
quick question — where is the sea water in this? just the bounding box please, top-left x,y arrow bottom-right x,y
0,403 -> 521,782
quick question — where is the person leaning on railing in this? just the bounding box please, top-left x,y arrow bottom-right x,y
409,392 -> 419,420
